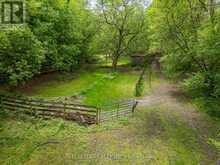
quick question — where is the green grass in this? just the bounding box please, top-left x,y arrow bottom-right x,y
0,105 -> 218,165
82,71 -> 147,106
18,72 -> 96,99
0,66 -> 218,164
0,58 -> 154,107
0,110 -> 130,165
4,68 -> 157,107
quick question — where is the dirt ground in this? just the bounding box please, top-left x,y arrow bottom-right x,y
85,80 -> 220,165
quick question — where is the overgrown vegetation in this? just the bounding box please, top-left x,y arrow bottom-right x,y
148,0 -> 220,116
0,27 -> 44,86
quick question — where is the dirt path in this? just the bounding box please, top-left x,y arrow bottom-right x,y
87,80 -> 219,164
138,80 -> 220,162
138,80 -> 219,136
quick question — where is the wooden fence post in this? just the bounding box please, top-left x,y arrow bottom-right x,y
132,100 -> 138,113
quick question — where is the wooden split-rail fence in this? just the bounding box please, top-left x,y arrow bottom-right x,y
0,94 -> 138,125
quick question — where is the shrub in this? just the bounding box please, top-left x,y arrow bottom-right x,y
135,72 -> 145,97
194,97 -> 220,117
182,73 -> 206,97
0,27 -> 44,86
214,74 -> 220,98
183,72 -> 220,98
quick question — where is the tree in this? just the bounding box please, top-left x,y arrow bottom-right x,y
0,27 -> 44,86
148,0 -> 220,97
27,0 -> 98,71
97,0 -> 147,70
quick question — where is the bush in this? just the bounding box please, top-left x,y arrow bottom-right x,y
182,73 -> 206,97
183,72 -> 220,117
135,79 -> 144,97
214,74 -> 220,98
135,71 -> 145,97
183,72 -> 220,98
194,97 -> 220,117
27,0 -> 97,71
0,27 -> 44,86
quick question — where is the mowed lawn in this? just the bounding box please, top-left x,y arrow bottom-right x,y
7,68 -> 157,107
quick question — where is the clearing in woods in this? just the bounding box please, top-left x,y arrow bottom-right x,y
0,77 -> 219,164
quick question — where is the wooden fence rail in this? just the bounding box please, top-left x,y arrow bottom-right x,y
0,94 -> 98,125
0,94 -> 138,125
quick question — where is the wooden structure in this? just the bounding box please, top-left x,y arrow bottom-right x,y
0,94 -> 138,125
99,99 -> 138,122
130,51 -> 162,72
130,53 -> 146,66
0,94 -> 98,125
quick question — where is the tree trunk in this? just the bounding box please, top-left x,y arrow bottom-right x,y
112,55 -> 119,71
112,29 -> 123,71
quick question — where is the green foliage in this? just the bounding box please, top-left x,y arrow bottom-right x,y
0,0 -> 150,86
135,80 -> 144,97
0,0 -> 99,86
183,72 -> 220,98
182,72 -> 207,97
27,0 -> 97,71
0,27 -> 44,86
135,72 -> 145,97
194,97 -> 220,117
208,132 -> 220,153
96,0 -> 149,69
148,0 -> 220,116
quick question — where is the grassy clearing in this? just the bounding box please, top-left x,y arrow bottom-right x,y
0,57 -> 156,107
0,105 -> 218,165
0,110 -> 130,165
82,71 -> 151,106
3,68 -> 157,107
